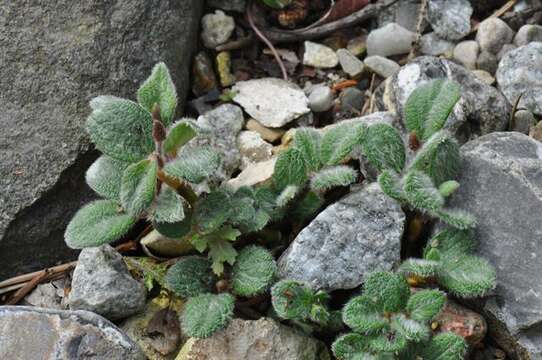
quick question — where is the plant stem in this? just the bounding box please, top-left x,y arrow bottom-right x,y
156,169 -> 198,207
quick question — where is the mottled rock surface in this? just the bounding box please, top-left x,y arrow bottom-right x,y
496,42 -> 542,117
375,56 -> 511,142
0,306 -> 145,360
449,132 -> 542,359
177,318 -> 329,360
427,0 -> 472,40
476,18 -> 515,54
303,41 -> 339,69
0,0 -> 203,279
278,183 -> 404,291
69,245 -> 146,320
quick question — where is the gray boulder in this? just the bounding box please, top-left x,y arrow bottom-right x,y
278,183 -> 404,291
375,56 -> 511,143
0,0 -> 203,280
0,306 -> 145,360
427,0 -> 473,41
69,245 -> 146,321
178,318 -> 329,360
496,42 -> 542,117
449,132 -> 542,359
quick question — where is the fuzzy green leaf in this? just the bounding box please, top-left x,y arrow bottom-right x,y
87,97 -> 154,162
342,295 -> 388,334
391,314 -> 431,342
406,289 -> 446,322
65,200 -> 135,249
293,127 -> 322,171
438,180 -> 460,197
165,256 -> 216,298
369,331 -> 407,353
419,332 -> 467,360
362,123 -> 405,173
310,166 -> 357,192
152,185 -> 185,223
137,62 -> 177,125
404,170 -> 444,212
399,258 -> 441,278
271,280 -> 317,321
426,228 -> 475,259
291,191 -> 324,223
165,146 -> 221,184
378,170 -> 405,202
273,148 -> 308,189
191,226 -> 241,275
232,246 -> 277,297
433,209 -> 477,230
86,156 -> 130,200
439,255 -> 496,298
276,185 -> 300,207
120,159 -> 158,217
153,210 -> 192,239
194,190 -> 233,234
409,131 -> 461,185
182,293 -> 235,338
363,271 -> 410,313
320,123 -> 365,166
404,79 -> 461,141
332,333 -> 374,360
164,120 -> 197,155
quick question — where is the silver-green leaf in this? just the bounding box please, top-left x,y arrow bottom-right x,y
137,62 -> 177,125
86,156 -> 130,200
152,185 -> 185,223
120,159 -> 158,217
164,146 -> 221,184
164,120 -> 197,155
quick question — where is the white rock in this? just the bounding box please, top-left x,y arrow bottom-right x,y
419,32 -> 455,56
337,49 -> 365,77
227,157 -> 277,190
453,40 -> 480,70
302,41 -> 338,68
201,10 -> 235,48
514,24 -> 542,47
367,23 -> 416,57
232,78 -> 310,128
308,85 -> 334,112
476,18 -> 515,54
427,0 -> 472,41
237,130 -> 273,169
364,55 -> 400,78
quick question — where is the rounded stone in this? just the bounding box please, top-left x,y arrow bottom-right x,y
308,85 -> 334,112
475,18 -> 515,54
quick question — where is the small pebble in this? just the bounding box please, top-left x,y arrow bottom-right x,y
237,131 -> 273,169
529,119 -> 542,142
366,23 -> 416,57
453,40 -> 479,70
513,109 -> 536,134
472,70 -> 495,85
476,18 -> 515,54
246,119 -> 285,143
514,24 -> 542,46
201,10 -> 235,49
364,55 -> 400,78
309,85 -> 334,113
347,35 -> 367,57
419,32 -> 455,56
476,50 -> 498,74
340,87 -> 364,112
192,52 -> 217,96
337,49 -> 365,78
303,41 -> 339,69
427,0 -> 473,41
216,51 -> 236,87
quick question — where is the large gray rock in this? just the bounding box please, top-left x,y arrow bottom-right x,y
278,183 -> 404,291
0,306 -> 145,360
0,0 -> 203,280
69,245 -> 146,321
449,132 -> 542,359
177,318 -> 329,360
375,56 -> 511,143
496,42 -> 542,117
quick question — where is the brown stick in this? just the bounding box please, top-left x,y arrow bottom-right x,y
0,261 -> 77,289
6,269 -> 51,305
261,0 -> 399,43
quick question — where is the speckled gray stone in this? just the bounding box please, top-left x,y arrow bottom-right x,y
427,0 -> 472,40
0,306 -> 145,360
476,18 -> 515,54
277,183 -> 404,291
337,49 -> 365,77
514,24 -> 542,46
449,132 -> 542,359
69,245 -> 146,321
201,10 -> 235,48
453,40 -> 479,70
497,42 -> 542,117
364,55 -> 400,78
420,32 -> 455,56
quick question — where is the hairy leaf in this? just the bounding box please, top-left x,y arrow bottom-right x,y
426,228 -> 475,259
86,156 -> 130,200
165,256 -> 216,298
378,170 -> 405,202
290,191 -> 324,223
137,62 -> 177,125
181,293 -> 235,338
362,123 -> 405,172
363,271 -> 410,313
120,159 -> 158,217
87,97 -> 154,162
332,333 -> 373,360
65,200 -> 135,249
406,289 -> 446,322
153,210 -> 192,239
164,120 -> 197,155
165,146 -> 221,184
194,190 -> 232,234
404,170 -> 444,212
271,280 -> 317,321
399,258 -> 440,278
232,246 -> 277,297
293,127 -> 322,171
434,209 -> 477,230
310,166 -> 357,192
439,255 -> 496,298
391,314 -> 431,342
276,185 -> 300,207
152,185 -> 185,223
320,123 -> 365,166
342,295 -> 388,334
404,79 -> 461,141
419,332 -> 467,360
273,148 -> 308,189
369,331 -> 407,353
191,226 -> 241,275
438,180 -> 460,197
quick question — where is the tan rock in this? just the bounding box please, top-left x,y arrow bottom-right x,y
141,230 -> 194,258
246,119 -> 285,143
227,157 -> 276,190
